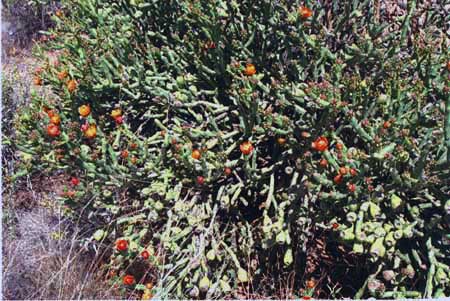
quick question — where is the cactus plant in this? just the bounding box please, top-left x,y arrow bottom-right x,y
12,0 -> 450,299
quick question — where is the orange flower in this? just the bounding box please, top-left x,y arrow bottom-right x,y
130,143 -> 138,150
111,108 -> 122,118
67,79 -> 77,93
142,291 -> 153,300
64,191 -> 76,198
244,63 -> 256,76
298,6 -> 313,19
57,70 -> 68,80
115,239 -> 128,251
121,150 -> 129,159
240,141 -> 254,155
47,124 -> 60,137
55,10 -> 63,18
191,149 -> 201,160
78,105 -> 91,117
311,136 -> 328,152
277,137 -> 287,145
47,110 -> 56,118
145,282 -> 154,290
350,168 -> 358,177
34,77 -> 43,86
335,142 -> 343,151
339,167 -> 347,175
383,121 -> 391,129
123,275 -> 135,286
319,159 -> 328,167
50,114 -> 61,125
84,124 -> 97,139
306,279 -> 316,289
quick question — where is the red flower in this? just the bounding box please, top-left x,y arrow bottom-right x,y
123,275 -> 135,286
302,296 -> 312,300
116,239 -> 128,251
81,122 -> 89,131
332,223 -> 339,229
306,279 -> 316,289
47,124 -> 61,137
197,176 -> 205,185
298,6 -> 313,19
333,174 -> 343,184
141,250 -> 150,260
311,136 -> 328,152
71,177 -> 80,186
224,167 -> 232,176
336,142 -> 343,151
114,116 -> 123,124
240,141 -> 254,155
347,183 -> 356,193
121,150 -> 129,159
244,63 -> 256,76
350,168 -> 358,176
319,159 -> 328,167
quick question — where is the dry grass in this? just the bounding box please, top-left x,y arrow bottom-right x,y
2,189 -> 121,300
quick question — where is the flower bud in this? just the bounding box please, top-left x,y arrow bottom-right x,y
284,248 -> 293,266
237,268 -> 248,283
384,232 -> 395,247
206,249 -> 216,261
199,276 -> 210,292
382,270 -> 395,282
93,229 -> 106,241
219,279 -> 232,292
346,212 -> 357,223
390,194 -> 403,210
401,265 -> 415,279
341,227 -> 355,241
370,238 -> 386,258
434,268 -> 448,284
369,202 -> 381,218
276,231 -> 286,244
189,286 -> 200,297
353,243 -> 364,254
393,229 -> 403,240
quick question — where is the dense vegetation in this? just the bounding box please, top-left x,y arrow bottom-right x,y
12,0 -> 450,299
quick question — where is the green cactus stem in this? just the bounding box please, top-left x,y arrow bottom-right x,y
424,238 -> 436,298
445,91 -> 450,162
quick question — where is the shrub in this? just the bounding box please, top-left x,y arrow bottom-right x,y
15,0 -> 450,299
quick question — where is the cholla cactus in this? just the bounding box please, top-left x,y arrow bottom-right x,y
13,0 -> 450,299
